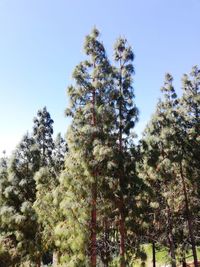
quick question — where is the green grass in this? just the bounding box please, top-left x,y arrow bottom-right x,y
132,244 -> 200,267
133,244 -> 169,267
184,247 -> 200,262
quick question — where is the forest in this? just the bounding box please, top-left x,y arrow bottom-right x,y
0,28 -> 200,267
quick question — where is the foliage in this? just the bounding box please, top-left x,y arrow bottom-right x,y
0,29 -> 199,267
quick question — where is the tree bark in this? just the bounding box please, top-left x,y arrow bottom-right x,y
119,209 -> 126,267
36,256 -> 41,267
152,241 -> 156,267
182,252 -> 187,267
53,251 -> 59,266
168,234 -> 176,267
180,162 -> 198,267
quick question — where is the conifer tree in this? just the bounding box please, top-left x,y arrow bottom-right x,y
0,134 -> 41,266
52,133 -> 68,174
57,28 -> 116,266
33,134 -> 67,266
0,152 -> 8,209
140,73 -> 180,267
0,153 -> 14,266
112,37 -> 138,267
33,106 -> 54,166
34,167 -> 58,264
140,69 -> 200,267
177,66 -> 200,267
33,110 -> 67,266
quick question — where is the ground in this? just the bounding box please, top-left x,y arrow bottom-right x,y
133,244 -> 200,267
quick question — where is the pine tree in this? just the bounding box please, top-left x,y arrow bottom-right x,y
52,133 -> 68,174
177,66 -> 200,267
140,73 -> 180,267
33,134 -> 67,266
0,152 -> 14,267
57,28 -> 116,266
112,37 -> 138,267
33,106 -> 54,167
0,151 -> 8,208
139,69 -> 200,266
0,134 -> 41,266
34,167 -> 58,264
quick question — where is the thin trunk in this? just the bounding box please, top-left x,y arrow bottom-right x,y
182,252 -> 187,267
152,241 -> 156,267
53,251 -> 59,267
36,256 -> 41,267
168,234 -> 176,267
180,162 -> 198,267
119,210 -> 125,267
181,231 -> 187,267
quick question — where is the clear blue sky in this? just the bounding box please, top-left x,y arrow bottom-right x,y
0,0 -> 200,155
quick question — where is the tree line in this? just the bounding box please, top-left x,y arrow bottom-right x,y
0,28 -> 199,267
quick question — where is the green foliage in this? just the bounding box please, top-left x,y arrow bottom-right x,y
33,106 -> 54,166
0,28 -> 199,267
57,27 -> 116,266
0,134 -> 41,265
139,67 -> 200,266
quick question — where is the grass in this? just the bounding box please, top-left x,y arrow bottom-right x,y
132,244 -> 200,267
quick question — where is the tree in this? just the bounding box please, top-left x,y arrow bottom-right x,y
112,37 -> 138,267
0,134 -> 41,266
139,73 -> 180,267
140,69 -> 200,267
0,152 -> 14,267
0,151 -> 8,209
57,28 -> 117,266
33,134 -> 67,266
177,66 -> 200,267
33,106 -> 54,167
52,133 -> 68,174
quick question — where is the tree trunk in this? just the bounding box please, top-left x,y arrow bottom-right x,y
119,209 -> 126,267
168,234 -> 176,267
180,162 -> 198,267
53,251 -> 59,266
182,252 -> 187,267
152,241 -> 156,267
36,256 -> 41,267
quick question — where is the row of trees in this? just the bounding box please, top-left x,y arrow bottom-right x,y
140,68 -> 200,267
0,107 -> 67,266
0,29 -> 199,267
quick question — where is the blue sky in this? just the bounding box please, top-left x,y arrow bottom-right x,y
0,0 -> 200,155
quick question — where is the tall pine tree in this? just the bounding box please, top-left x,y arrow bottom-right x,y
112,37 -> 138,267
57,28 -> 116,266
